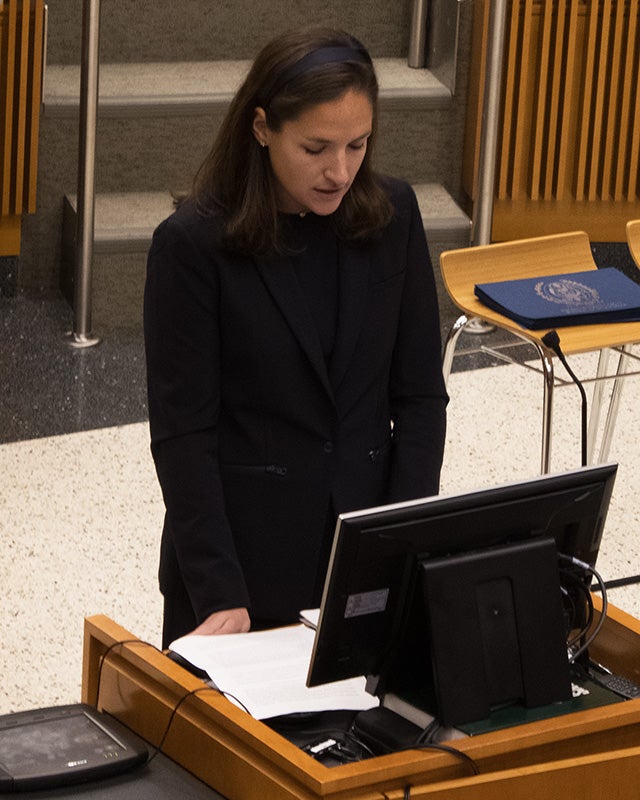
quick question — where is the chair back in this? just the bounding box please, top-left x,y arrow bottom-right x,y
626,220 -> 640,270
440,231 -> 596,313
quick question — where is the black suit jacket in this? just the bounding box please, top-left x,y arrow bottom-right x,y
144,177 -> 448,633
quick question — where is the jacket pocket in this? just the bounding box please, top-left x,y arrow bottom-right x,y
224,463 -> 288,477
368,438 -> 393,463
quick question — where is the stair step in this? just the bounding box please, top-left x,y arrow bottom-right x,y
44,59 -> 452,118
63,192 -> 176,254
63,184 -> 470,258
413,184 -> 471,244
60,185 -> 470,328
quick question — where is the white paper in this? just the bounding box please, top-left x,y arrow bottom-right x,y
299,608 -> 320,629
170,624 -> 378,720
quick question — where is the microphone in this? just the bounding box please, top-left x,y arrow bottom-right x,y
541,330 -> 588,467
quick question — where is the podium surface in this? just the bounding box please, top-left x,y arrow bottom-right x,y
82,600 -> 640,800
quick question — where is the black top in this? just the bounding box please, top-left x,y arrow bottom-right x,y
285,213 -> 339,363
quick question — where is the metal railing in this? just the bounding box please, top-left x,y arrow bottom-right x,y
65,0 -> 101,347
472,0 -> 508,247
409,0 -> 429,68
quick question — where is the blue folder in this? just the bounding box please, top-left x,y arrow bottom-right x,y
474,268 -> 640,330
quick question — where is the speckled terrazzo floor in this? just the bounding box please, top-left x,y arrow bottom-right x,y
1,293 -> 639,715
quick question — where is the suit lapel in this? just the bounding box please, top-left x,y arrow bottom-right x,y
254,253 -> 334,400
254,240 -> 371,400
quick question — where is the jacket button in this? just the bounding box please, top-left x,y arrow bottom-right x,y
323,441 -> 334,454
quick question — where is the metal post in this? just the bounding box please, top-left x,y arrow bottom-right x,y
464,0 -> 508,335
65,0 -> 101,347
408,0 -> 429,68
472,0 -> 508,246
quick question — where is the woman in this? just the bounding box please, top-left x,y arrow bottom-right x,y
144,28 -> 448,647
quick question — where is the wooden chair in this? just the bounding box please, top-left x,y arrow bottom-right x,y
440,231 -> 640,472
627,220 -> 640,270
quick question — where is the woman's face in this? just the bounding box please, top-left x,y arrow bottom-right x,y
253,89 -> 373,216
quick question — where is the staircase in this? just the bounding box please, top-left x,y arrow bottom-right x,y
22,0 -> 472,330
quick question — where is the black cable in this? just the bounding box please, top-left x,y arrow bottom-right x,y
566,594 -> 594,652
147,685 -> 217,763
561,573 -> 594,650
557,553 -> 608,663
95,638 -> 144,708
596,574 -> 640,590
390,740 -> 480,777
541,329 -> 588,466
95,638 -> 253,764
415,718 -> 441,745
559,566 -> 594,646
559,580 -> 580,635
147,682 -> 252,762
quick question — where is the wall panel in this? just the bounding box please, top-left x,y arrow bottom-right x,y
463,0 -> 640,241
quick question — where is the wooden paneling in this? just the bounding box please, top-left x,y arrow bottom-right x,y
0,214 -> 21,255
0,0 -> 45,220
463,0 -> 640,241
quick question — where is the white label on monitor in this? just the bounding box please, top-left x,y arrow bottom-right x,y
345,588 -> 389,618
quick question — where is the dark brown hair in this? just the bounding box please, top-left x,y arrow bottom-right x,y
191,28 -> 393,255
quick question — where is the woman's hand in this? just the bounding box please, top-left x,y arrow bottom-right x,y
190,608 -> 251,635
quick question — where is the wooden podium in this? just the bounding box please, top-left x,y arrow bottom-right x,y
82,600 -> 640,800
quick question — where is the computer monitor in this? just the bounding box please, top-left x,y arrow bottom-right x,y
307,464 -> 617,727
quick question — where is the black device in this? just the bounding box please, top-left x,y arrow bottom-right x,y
589,661 -> 640,699
307,464 -> 617,728
0,704 -> 148,792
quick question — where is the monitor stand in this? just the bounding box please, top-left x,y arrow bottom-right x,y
376,537 -> 573,729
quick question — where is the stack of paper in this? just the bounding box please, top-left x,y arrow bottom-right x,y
169,624 -> 378,720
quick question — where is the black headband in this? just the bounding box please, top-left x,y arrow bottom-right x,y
262,45 -> 372,105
